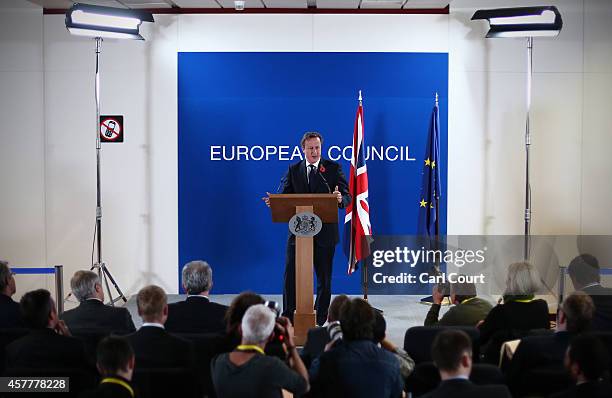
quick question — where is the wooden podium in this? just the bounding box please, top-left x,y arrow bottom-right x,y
268,193 -> 338,345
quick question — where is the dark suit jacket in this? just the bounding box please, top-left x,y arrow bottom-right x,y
506,331 -> 573,394
5,328 -> 89,370
550,381 -> 612,398
421,378 -> 512,398
583,284 -> 612,331
282,158 -> 350,247
126,325 -> 195,369
61,299 -> 136,333
0,294 -> 23,328
165,296 -> 228,334
301,326 -> 329,368
80,376 -> 134,398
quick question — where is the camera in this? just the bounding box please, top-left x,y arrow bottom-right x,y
264,300 -> 280,317
327,320 -> 343,344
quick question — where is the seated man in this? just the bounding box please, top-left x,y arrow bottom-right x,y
567,254 -> 612,330
551,335 -> 612,398
422,329 -> 511,398
165,260 -> 228,333
425,279 -> 492,327
211,304 -> 309,397
506,291 -> 595,394
301,294 -> 349,368
0,260 -> 23,328
126,285 -> 194,368
81,336 -> 136,398
61,271 -> 135,333
310,298 -> 404,398
5,289 -> 89,369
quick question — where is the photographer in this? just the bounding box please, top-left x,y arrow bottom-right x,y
212,304 -> 309,398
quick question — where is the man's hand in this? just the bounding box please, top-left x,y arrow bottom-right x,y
432,284 -> 444,305
333,185 -> 342,204
262,192 -> 271,208
278,316 -> 295,347
54,320 -> 71,336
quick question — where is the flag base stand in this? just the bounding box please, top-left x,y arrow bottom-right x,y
361,260 -> 383,314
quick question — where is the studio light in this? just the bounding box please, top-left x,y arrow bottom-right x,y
65,3 -> 154,40
65,4 -> 154,305
471,6 -> 563,260
472,6 -> 562,38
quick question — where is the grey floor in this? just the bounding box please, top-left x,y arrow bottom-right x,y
125,294 -> 453,347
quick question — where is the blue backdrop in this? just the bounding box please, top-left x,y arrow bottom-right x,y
178,52 -> 448,294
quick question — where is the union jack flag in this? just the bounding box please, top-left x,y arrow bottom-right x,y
343,92 -> 373,274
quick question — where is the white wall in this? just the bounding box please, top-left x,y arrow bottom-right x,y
1,0 -> 611,297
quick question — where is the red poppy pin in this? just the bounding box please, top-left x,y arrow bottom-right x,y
319,165 -> 326,173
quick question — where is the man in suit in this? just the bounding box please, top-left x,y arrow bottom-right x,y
567,254 -> 612,330
506,291 -> 595,396
551,334 -> 612,398
81,336 -> 136,398
422,329 -> 511,398
264,132 -> 350,326
61,271 -> 136,334
301,294 -> 349,368
424,279 -> 492,327
165,260 -> 228,333
127,285 -> 195,369
0,260 -> 23,328
5,289 -> 89,369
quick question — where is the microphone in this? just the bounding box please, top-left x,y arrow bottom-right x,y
316,169 -> 332,193
276,175 -> 287,193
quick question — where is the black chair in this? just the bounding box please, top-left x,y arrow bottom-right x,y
69,329 -> 113,366
405,361 -> 506,397
3,367 -> 97,398
132,367 -> 200,398
403,326 -> 480,364
513,367 -> 571,397
0,328 -> 29,376
172,332 -> 231,398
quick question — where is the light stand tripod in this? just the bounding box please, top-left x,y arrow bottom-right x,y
91,37 -> 126,306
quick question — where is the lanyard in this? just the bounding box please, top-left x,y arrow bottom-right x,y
236,344 -> 265,355
513,298 -> 535,303
460,297 -> 477,305
100,378 -> 134,398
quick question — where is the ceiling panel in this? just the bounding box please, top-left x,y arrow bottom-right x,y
217,0 -> 265,9
28,0 -> 127,8
360,0 -> 403,9
171,0 -> 221,7
315,0 -> 360,9
119,0 -> 172,7
262,0 -> 308,8
403,0 -> 449,8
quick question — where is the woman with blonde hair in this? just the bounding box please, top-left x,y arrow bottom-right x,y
477,262 -> 550,363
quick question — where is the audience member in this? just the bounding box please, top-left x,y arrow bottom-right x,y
301,294 -> 349,368
211,304 -> 309,398
126,285 -> 195,369
550,335 -> 612,398
310,298 -> 404,397
0,260 -> 23,328
567,254 -> 612,330
478,262 -> 550,362
373,310 -> 415,378
425,279 -> 492,326
5,289 -> 89,369
81,336 -> 136,398
422,329 -> 511,398
61,271 -> 135,333
165,260 -> 228,333
507,292 -> 595,394
224,291 -> 265,348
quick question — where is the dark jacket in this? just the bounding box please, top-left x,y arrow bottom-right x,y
421,378 -> 512,398
165,296 -> 228,334
310,340 -> 403,398
0,294 -> 23,328
550,381 -> 612,398
5,328 -> 89,370
79,375 -> 134,398
61,299 -> 136,333
282,158 -> 350,247
126,325 -> 195,369
301,326 -> 329,368
583,284 -> 612,331
479,299 -> 550,345
425,297 -> 493,327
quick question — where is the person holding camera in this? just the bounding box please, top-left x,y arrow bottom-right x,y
211,304 -> 309,398
309,298 -> 404,398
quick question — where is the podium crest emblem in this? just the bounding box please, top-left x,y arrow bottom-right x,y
289,212 -> 322,237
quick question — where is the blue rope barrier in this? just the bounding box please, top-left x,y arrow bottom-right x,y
12,267 -> 56,275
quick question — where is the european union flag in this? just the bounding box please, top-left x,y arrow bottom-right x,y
417,98 -> 441,238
